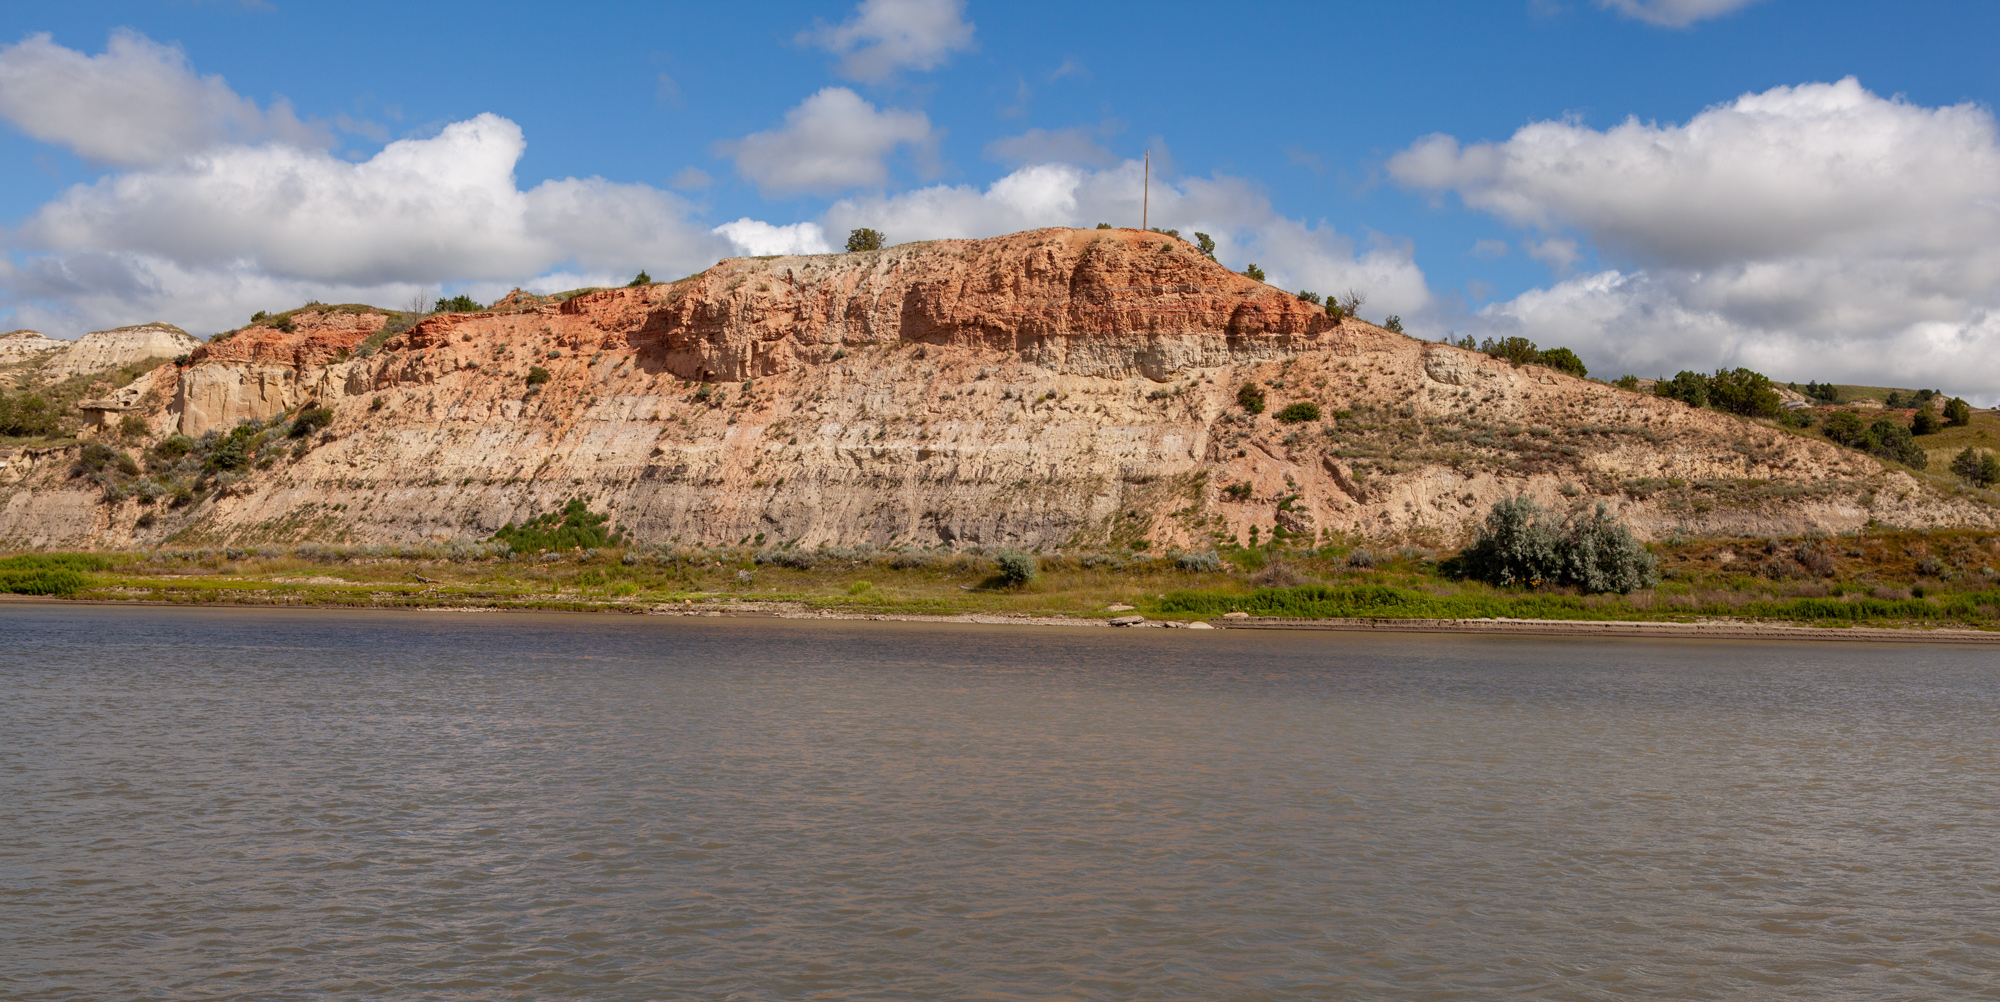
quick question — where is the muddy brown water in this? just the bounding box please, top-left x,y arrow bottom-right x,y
3,606 -> 1997,1000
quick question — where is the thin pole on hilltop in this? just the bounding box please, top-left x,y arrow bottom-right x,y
1142,151 -> 1149,231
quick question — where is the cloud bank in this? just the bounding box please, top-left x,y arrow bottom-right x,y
717,87 -> 935,196
0,29 -> 325,166
1393,78 -> 2000,400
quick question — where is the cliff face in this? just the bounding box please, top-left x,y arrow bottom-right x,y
39,323 -> 202,381
1,228 -> 1992,551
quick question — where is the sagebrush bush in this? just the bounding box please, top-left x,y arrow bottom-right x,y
526,366 -> 552,386
995,550 -> 1036,586
1459,496 -> 1657,594
1176,551 -> 1224,572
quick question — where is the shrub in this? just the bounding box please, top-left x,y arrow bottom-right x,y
995,550 -> 1036,587
627,270 -> 652,286
1944,396 -> 1973,426
1244,263 -> 1266,282
1297,291 -> 1322,305
1952,447 -> 2000,487
1194,232 -> 1216,260
1822,409 -> 1867,446
845,228 -> 884,252
1482,336 -> 1540,366
1458,495 -> 1656,594
1095,222 -> 1112,229
288,405 -> 333,438
1803,380 -> 1840,403
1535,346 -> 1586,377
492,498 -> 623,551
1912,404 -> 1942,435
1655,370 -> 1709,408
1237,382 -> 1266,414
526,366 -> 552,386
1274,402 -> 1322,424
118,413 -> 148,439
1381,315 -> 1404,334
0,389 -> 60,437
1223,481 -> 1253,500
1337,290 -> 1366,318
1346,548 -> 1378,568
434,294 -> 482,313
1176,551 -> 1224,572
1867,416 -> 1926,468
1706,368 -> 1782,418
1613,374 -> 1640,391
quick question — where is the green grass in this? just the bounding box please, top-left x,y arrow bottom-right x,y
5,528 -> 1998,631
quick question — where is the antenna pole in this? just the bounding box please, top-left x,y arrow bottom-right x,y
1142,150 -> 1150,231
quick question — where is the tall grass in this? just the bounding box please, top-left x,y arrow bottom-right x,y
1154,584 -> 2000,626
0,554 -> 113,596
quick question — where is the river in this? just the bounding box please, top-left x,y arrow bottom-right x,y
3,605 -> 1996,999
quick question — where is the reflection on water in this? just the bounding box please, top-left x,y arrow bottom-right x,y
2,605 -> 1997,999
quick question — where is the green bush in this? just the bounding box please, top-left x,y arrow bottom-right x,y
1802,380 -> 1840,403
1951,447 -> 2000,487
1857,416 -> 1927,469
627,270 -> 652,286
1457,495 -> 1657,593
1944,396 -> 1973,426
1706,368 -> 1781,418
1822,409 -> 1867,446
845,228 -> 884,252
995,550 -> 1036,586
1095,222 -> 1112,229
1912,405 -> 1942,435
1243,263 -> 1266,282
492,498 -> 623,552
1381,315 -> 1404,334
434,294 -> 482,313
526,366 -> 552,386
1297,291 -> 1322,306
1613,374 -> 1640,391
288,405 -> 333,438
1274,402 -> 1322,424
1655,370 -> 1710,408
1194,232 -> 1216,260
0,389 -> 61,437
1237,382 -> 1266,414
1535,346 -> 1587,377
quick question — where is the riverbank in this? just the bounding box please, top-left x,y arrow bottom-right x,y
4,526 -> 1999,640
7,591 -> 2000,645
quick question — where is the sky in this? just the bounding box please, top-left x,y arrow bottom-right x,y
3,0 -> 1999,400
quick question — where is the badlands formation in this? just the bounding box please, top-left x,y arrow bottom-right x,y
1,227 -> 1992,550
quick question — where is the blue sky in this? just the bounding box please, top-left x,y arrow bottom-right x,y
4,0 -> 2000,397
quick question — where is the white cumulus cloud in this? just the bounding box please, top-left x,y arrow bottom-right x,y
0,30 -> 326,166
1391,78 -> 2000,400
713,218 -> 834,256
717,88 -> 935,196
802,0 -> 975,82
4,113 -> 730,336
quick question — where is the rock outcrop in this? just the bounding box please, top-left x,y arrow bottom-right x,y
1,228 -> 1994,550
41,323 -> 202,380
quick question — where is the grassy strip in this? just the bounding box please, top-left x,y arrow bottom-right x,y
1157,583 -> 2000,626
